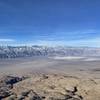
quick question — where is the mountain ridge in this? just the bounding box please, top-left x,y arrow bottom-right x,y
0,45 -> 100,59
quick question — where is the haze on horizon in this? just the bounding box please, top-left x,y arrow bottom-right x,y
0,0 -> 100,47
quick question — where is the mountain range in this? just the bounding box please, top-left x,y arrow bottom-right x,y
0,45 -> 100,58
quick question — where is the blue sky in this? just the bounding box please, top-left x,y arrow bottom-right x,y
0,0 -> 100,47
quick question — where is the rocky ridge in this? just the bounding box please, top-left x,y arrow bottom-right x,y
0,74 -> 100,100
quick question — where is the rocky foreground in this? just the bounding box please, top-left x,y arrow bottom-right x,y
0,74 -> 100,100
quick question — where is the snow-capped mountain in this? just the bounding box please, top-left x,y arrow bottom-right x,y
0,45 -> 100,58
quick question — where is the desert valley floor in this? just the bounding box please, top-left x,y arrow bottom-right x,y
0,57 -> 100,100
0,57 -> 100,78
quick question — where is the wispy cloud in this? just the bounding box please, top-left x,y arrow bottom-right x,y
0,39 -> 15,42
0,29 -> 99,47
28,36 -> 100,47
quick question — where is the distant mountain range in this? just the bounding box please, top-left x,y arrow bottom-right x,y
0,45 -> 100,58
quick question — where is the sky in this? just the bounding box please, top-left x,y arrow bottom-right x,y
0,0 -> 100,47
